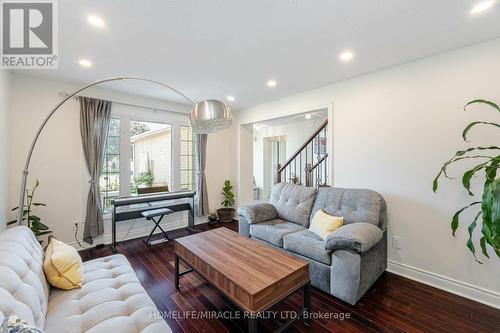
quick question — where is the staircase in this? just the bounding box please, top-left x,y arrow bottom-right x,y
274,119 -> 329,187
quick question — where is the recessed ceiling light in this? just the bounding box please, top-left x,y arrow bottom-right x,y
339,51 -> 354,62
226,96 -> 235,102
267,80 -> 277,87
305,113 -> 312,120
88,15 -> 105,28
470,0 -> 496,14
78,59 -> 92,67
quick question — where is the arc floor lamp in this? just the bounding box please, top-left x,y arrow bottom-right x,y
16,76 -> 233,225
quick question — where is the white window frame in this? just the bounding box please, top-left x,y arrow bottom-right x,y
100,104 -> 193,217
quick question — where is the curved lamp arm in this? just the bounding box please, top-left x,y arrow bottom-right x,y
17,76 -> 196,225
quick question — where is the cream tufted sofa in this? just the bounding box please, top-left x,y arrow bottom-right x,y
0,226 -> 172,333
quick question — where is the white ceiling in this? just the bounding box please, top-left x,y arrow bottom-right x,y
18,0 -> 500,110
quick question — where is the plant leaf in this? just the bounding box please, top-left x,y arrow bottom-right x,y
461,158 -> 498,195
33,230 -> 52,236
481,178 -> 500,252
479,237 -> 489,259
466,211 -> 483,263
451,202 -> 481,236
433,149 -> 499,193
464,100 -> 500,113
31,221 -> 49,230
462,121 -> 500,141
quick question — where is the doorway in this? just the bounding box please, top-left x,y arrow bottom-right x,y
262,136 -> 286,199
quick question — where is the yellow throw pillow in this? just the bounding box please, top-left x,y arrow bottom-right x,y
43,238 -> 84,290
309,209 -> 344,240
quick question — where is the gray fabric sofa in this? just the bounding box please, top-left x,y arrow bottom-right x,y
238,182 -> 387,305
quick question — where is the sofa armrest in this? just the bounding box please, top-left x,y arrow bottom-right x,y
237,202 -> 277,224
325,223 -> 383,254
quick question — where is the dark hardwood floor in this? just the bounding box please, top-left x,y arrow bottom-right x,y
80,222 -> 500,333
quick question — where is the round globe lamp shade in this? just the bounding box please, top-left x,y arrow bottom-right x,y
189,100 -> 232,134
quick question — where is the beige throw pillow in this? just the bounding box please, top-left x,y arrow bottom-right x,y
43,238 -> 84,290
309,209 -> 344,240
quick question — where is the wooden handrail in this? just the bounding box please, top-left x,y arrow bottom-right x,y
309,153 -> 328,171
277,118 -> 328,173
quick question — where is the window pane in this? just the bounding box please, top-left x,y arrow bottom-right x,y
106,136 -> 120,155
180,125 -> 196,191
100,119 -> 120,212
180,126 -> 192,140
180,155 -> 191,168
108,120 -> 120,136
130,121 -> 171,193
184,141 -> 195,155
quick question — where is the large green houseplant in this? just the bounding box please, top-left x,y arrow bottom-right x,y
433,100 -> 499,262
217,180 -> 236,223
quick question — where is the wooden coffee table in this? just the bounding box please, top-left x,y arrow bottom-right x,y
174,227 -> 311,333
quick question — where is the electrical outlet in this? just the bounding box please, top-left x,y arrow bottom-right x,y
392,236 -> 403,250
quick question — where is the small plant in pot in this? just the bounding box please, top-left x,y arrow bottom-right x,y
217,180 -> 235,223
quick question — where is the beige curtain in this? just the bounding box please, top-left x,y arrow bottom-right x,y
196,134 -> 209,216
79,97 -> 112,244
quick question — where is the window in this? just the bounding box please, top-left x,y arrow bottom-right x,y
100,118 -> 120,212
98,109 -> 195,215
130,121 -> 172,193
180,126 -> 196,190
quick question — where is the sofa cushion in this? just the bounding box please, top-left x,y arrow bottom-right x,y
311,187 -> 386,229
325,223 -> 383,253
44,254 -> 171,333
250,219 -> 305,247
0,226 -> 49,330
237,202 -> 278,224
269,182 -> 317,227
283,230 -> 332,265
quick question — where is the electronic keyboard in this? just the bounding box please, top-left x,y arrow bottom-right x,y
111,190 -> 196,252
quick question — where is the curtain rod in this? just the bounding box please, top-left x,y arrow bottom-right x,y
58,91 -> 190,115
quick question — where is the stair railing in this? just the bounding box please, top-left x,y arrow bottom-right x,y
274,119 -> 329,187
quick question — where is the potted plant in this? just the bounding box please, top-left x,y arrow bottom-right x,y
217,180 -> 235,223
8,179 -> 52,244
433,99 -> 499,262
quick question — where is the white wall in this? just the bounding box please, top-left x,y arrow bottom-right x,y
0,71 -> 10,232
236,39 -> 500,308
7,74 -> 232,245
206,127 -> 234,213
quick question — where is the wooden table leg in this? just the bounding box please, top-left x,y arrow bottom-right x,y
175,254 -> 180,291
248,316 -> 257,333
304,282 -> 311,326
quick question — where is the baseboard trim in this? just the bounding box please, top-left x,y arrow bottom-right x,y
387,260 -> 500,309
70,218 -> 205,251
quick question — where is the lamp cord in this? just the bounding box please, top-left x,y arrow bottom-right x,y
74,223 -> 91,249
